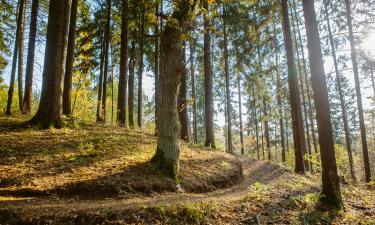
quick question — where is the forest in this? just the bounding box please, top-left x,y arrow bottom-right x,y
0,0 -> 374,224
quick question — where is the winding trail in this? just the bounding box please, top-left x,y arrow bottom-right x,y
0,158 -> 288,218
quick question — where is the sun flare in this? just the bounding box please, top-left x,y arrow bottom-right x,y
360,31 -> 375,59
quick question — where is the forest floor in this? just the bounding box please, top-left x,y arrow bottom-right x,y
0,117 -> 374,225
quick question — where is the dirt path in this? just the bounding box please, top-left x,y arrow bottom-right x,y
0,158 -> 287,221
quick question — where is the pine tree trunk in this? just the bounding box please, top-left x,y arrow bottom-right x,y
292,0 -> 319,161
281,0 -> 305,173
138,6 -> 145,129
30,0 -> 72,128
189,36 -> 198,144
18,0 -> 28,112
128,42 -> 135,128
324,0 -> 356,183
344,0 -> 371,183
62,0 -> 79,117
203,0 -> 215,148
274,32 -> 286,163
302,0 -> 342,208
6,0 -> 25,115
178,43 -> 189,141
117,0 -> 128,126
291,11 -> 312,171
154,4 -> 159,133
237,73 -> 244,155
96,39 -> 104,122
263,98 -> 271,160
252,85 -> 260,160
223,5 -> 232,153
23,0 -> 39,114
102,0 -> 111,123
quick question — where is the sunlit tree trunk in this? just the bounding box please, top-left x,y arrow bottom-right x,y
23,0 -> 39,114
252,85 -> 260,160
117,0 -> 128,126
281,0 -> 305,173
292,0 -> 319,161
178,43 -> 189,141
324,0 -> 356,182
302,0 -> 342,208
6,0 -> 25,115
223,4 -> 232,153
18,0 -> 28,112
189,35 -> 198,144
128,42 -> 135,128
30,0 -> 72,128
102,0 -> 111,123
203,0 -> 215,148
344,0 -> 371,183
62,0 -> 79,117
291,10 -> 312,171
138,6 -> 145,129
237,73 -> 244,155
274,31 -> 286,163
96,39 -> 104,122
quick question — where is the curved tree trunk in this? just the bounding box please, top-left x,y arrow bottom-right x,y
62,0 -> 79,117
23,0 -> 40,114
30,0 -> 72,128
302,0 -> 342,208
117,0 -> 128,126
203,0 -> 215,148
6,0 -> 25,115
344,0 -> 371,183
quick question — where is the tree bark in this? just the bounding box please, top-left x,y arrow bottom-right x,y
203,0 -> 215,148
96,39 -> 104,122
281,0 -> 305,173
252,85 -> 260,160
274,31 -> 286,163
117,0 -> 128,126
151,9 -> 189,181
62,0 -> 79,117
292,0 -> 319,162
291,10 -> 312,171
223,5 -> 232,153
30,0 -> 72,128
18,0 -> 28,112
263,97 -> 271,160
128,42 -> 135,128
23,0 -> 39,114
237,73 -> 244,155
6,0 -> 25,115
102,0 -> 111,123
138,6 -> 145,129
178,43 -> 189,141
154,4 -> 159,134
324,0 -> 356,183
302,0 -> 342,208
344,0 -> 371,183
189,35 -> 198,144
